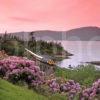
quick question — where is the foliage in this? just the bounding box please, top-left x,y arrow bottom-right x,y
80,79 -> 100,99
0,33 -> 70,59
55,65 -> 100,86
0,56 -> 45,86
48,79 -> 81,99
0,35 -> 24,56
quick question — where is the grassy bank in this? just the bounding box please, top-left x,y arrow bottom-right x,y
0,79 -> 47,100
55,65 -> 100,87
0,79 -> 66,100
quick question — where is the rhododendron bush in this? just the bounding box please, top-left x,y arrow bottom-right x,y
47,79 -> 100,99
0,56 -> 45,86
80,79 -> 100,99
47,79 -> 81,99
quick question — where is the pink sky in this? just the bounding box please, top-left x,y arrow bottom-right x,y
0,0 -> 100,32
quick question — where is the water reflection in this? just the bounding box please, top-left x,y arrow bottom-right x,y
57,41 -> 100,68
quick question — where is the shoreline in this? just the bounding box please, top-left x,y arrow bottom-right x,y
87,61 -> 100,66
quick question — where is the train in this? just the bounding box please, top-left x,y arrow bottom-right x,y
25,48 -> 55,66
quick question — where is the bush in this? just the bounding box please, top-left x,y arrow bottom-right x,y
0,56 -> 45,86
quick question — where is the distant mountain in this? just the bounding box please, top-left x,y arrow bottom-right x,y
1,26 -> 100,41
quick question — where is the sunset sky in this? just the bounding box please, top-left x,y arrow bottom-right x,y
0,0 -> 100,32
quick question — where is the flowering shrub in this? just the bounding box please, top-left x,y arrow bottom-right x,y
0,56 -> 45,86
80,79 -> 100,100
47,79 -> 60,93
47,78 -> 100,99
60,80 -> 81,99
48,79 -> 81,99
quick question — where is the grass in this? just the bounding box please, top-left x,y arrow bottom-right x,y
0,79 -> 66,100
0,79 -> 47,100
55,65 -> 100,86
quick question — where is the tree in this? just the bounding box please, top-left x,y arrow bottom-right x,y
29,32 -> 35,42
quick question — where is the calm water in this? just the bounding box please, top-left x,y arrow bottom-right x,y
57,41 -> 100,68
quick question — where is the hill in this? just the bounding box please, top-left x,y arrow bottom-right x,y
0,79 -> 47,100
0,79 -> 66,100
1,26 -> 100,41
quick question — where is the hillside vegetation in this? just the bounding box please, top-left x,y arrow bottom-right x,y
0,33 -> 72,60
0,79 -> 47,100
55,65 -> 100,86
0,79 -> 66,100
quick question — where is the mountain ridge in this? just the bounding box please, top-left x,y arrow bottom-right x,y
1,26 -> 100,41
